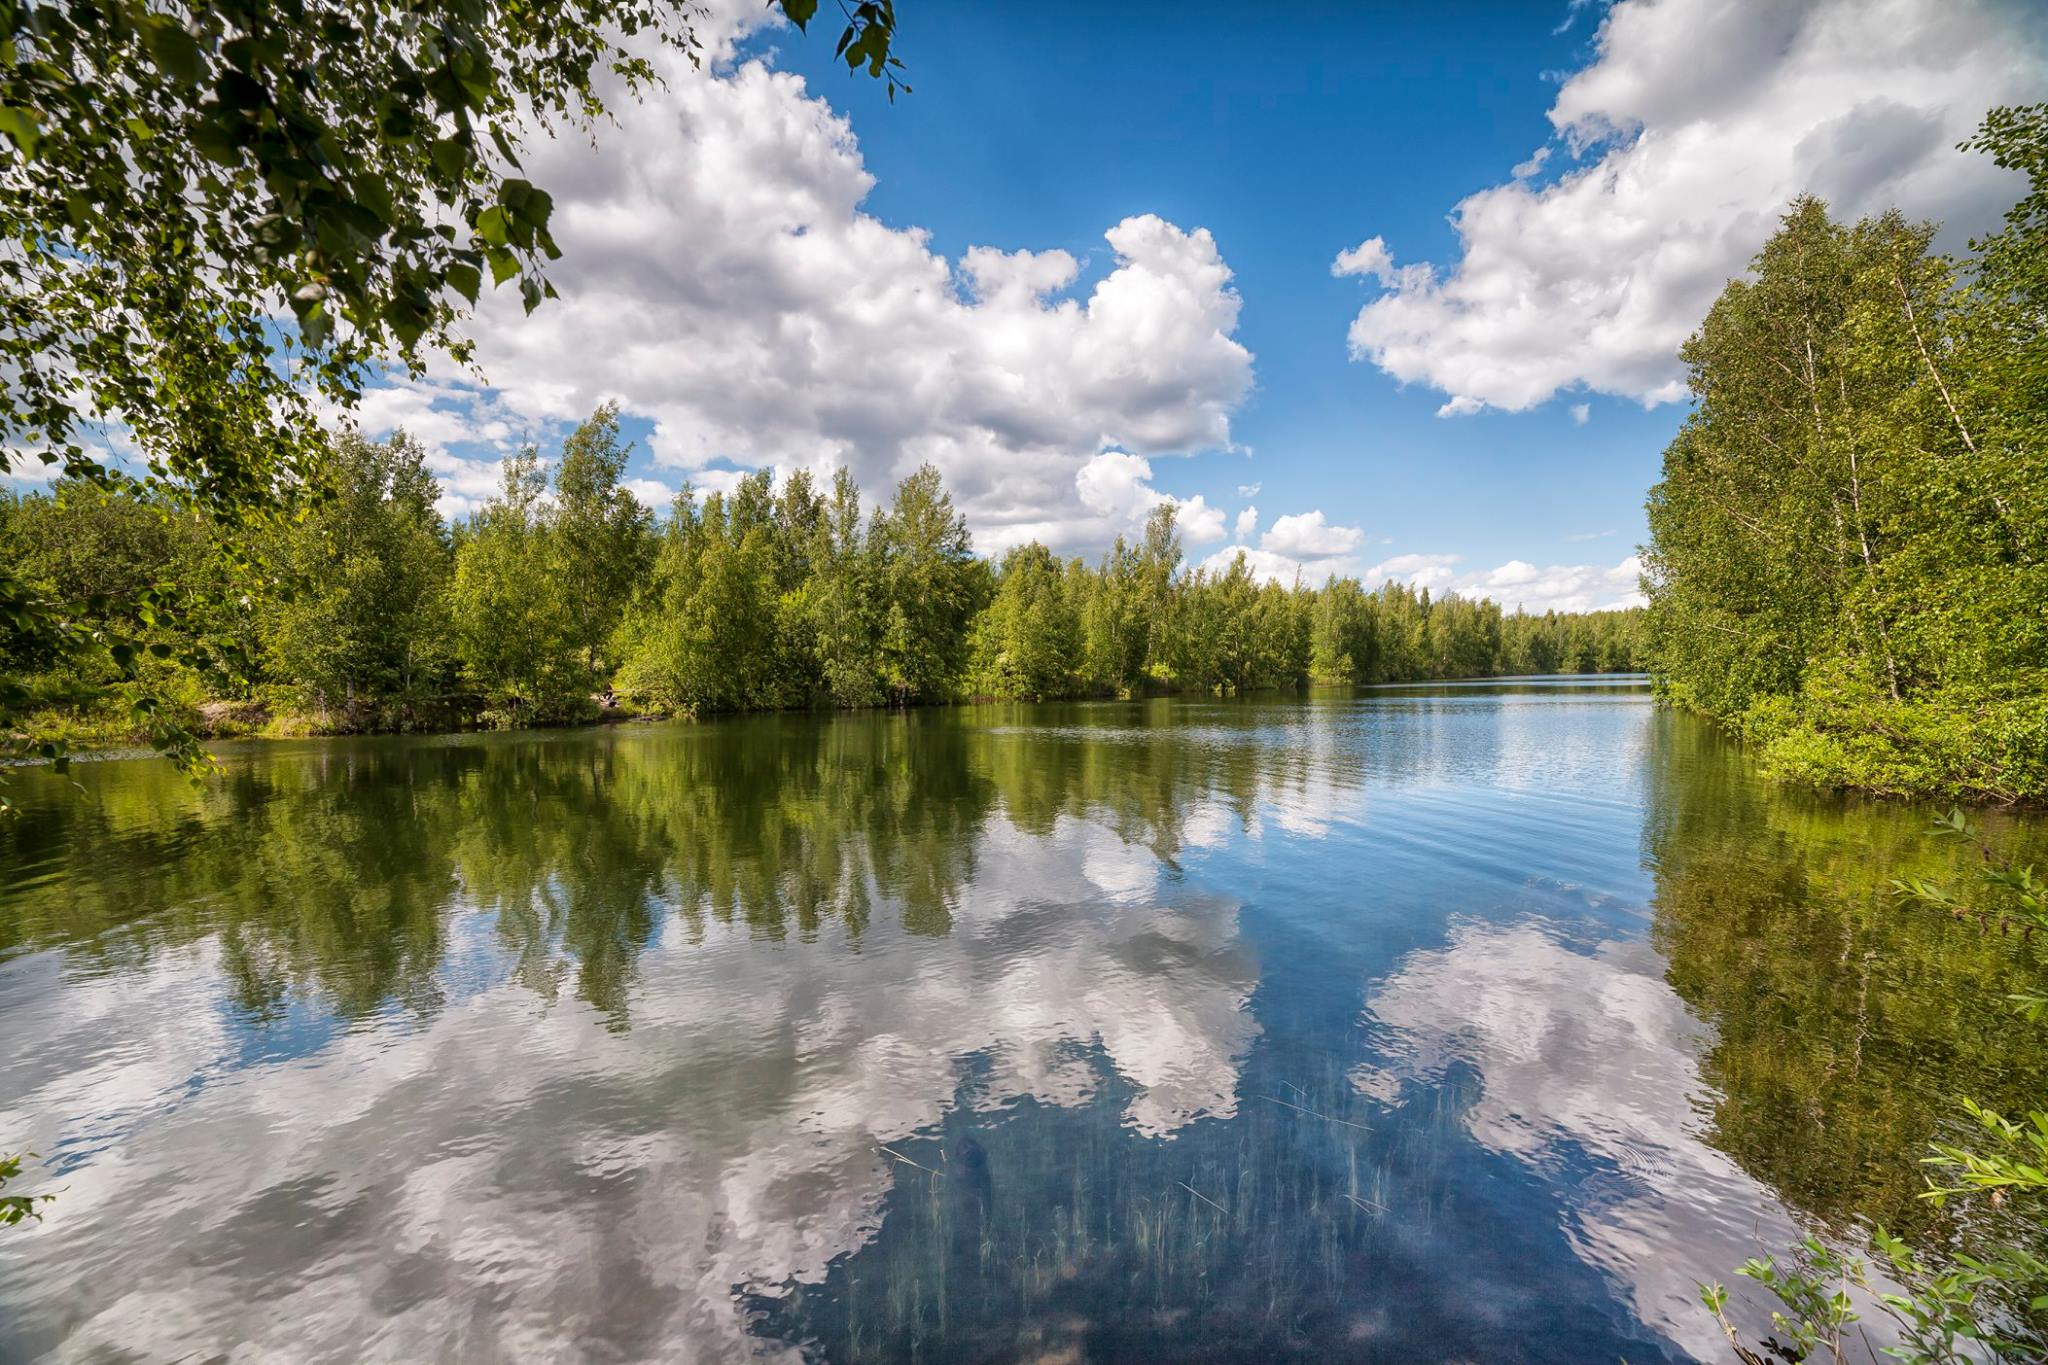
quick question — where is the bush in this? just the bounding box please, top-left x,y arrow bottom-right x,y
1738,664 -> 2048,804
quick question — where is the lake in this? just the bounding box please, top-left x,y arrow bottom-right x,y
2,679 -> 2043,1362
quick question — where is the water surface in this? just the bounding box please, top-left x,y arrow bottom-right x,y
2,680 -> 2042,1362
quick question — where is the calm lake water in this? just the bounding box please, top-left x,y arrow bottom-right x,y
3,679 -> 2044,1363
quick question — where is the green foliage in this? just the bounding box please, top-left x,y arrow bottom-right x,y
1922,1098 -> 2048,1207
780,0 -> 911,100
1,479 -> 228,778
1309,577 -> 1640,687
969,543 -> 1081,701
450,448 -> 591,725
551,403 -> 654,677
1703,1227 -> 2029,1365
613,463 -> 989,713
1645,107 -> 2048,803
0,0 -> 902,805
0,1151 -> 52,1228
808,469 -> 889,708
262,432 -> 452,720
1713,1235 -> 1863,1365
1892,807 -> 2048,936
875,465 -> 984,705
1738,673 -> 2048,805
958,502 -> 1638,705
613,474 -> 797,714
16,454 -> 1646,739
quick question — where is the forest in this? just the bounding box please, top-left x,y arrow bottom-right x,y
1643,105 -> 2046,804
0,417 -> 1642,742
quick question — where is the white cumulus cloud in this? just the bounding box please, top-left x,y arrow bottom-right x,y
1337,0 -> 2045,415
1366,552 -> 1645,613
1044,450 -> 1226,555
1196,508 -> 1371,584
346,23 -> 1253,553
1261,510 -> 1365,560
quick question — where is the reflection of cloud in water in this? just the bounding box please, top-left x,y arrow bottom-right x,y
0,810 -> 1256,1362
1352,919 -> 1799,1361
1178,797 -> 1236,850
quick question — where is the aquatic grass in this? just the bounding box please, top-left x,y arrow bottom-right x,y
745,1056 -> 1444,1362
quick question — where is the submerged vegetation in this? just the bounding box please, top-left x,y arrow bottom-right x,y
1,438 -> 1642,758
1643,106 -> 2048,804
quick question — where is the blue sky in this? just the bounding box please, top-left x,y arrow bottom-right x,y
758,2 -> 1678,570
17,0 -> 2038,612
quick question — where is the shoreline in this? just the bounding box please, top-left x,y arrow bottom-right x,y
11,670 -> 1657,764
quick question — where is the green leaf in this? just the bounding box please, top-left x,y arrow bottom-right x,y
138,17 -> 205,85
511,184 -> 553,229
0,106 -> 42,159
475,205 -> 510,248
488,123 -> 522,169
298,300 -> 332,350
430,136 -> 470,182
485,247 -> 518,286
781,0 -> 820,30
446,261 -> 481,304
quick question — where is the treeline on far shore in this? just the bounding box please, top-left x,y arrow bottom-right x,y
0,410 -> 1642,742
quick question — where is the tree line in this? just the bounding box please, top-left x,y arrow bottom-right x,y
0,0 -> 905,801
1,417 -> 1641,739
1643,105 -> 2046,803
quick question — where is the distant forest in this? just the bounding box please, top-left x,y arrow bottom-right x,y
0,421 -> 1641,741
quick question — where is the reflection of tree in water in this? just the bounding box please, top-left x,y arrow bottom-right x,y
597,712 -> 997,945
972,699 -> 1316,871
0,748 -> 458,1021
0,704 -> 1346,1031
445,737 -> 672,1026
1642,712 -> 2048,1240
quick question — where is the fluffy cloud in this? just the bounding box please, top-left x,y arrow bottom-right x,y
1337,0 -> 2045,415
1261,509 -> 1365,560
623,477 -> 680,511
1024,450 -> 1225,557
346,21 -> 1252,551
1197,507 -> 1369,583
1,451 -> 61,484
1364,552 -> 1462,590
1366,552 -> 1644,613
